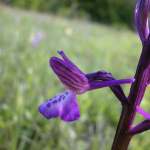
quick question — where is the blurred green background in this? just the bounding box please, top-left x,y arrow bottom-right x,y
1,1 -> 150,150
5,0 -> 137,27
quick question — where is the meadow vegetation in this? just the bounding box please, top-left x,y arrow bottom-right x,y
8,0 -> 136,25
1,5 -> 150,150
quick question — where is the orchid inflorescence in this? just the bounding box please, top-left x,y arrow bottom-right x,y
133,0 -> 150,122
38,0 -> 150,149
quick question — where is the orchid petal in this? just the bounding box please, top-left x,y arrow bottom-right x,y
50,53 -> 89,94
38,90 -> 80,122
88,78 -> 135,91
128,120 -> 150,135
58,51 -> 84,75
136,106 -> 150,120
135,0 -> 150,43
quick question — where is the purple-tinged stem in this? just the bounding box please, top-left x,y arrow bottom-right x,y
112,35 -> 150,150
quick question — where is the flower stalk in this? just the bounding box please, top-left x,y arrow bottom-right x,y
112,36 -> 150,150
112,1 -> 150,149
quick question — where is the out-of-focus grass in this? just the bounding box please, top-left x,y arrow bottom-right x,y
0,5 -> 150,150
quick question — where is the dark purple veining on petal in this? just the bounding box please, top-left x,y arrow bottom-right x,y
65,91 -> 68,95
58,51 -> 84,75
52,100 -> 57,104
50,51 -> 90,94
62,95 -> 65,100
58,96 -> 62,102
47,103 -> 51,107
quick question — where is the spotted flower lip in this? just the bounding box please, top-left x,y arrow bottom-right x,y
136,106 -> 150,120
38,90 -> 80,122
135,0 -> 150,43
38,51 -> 135,122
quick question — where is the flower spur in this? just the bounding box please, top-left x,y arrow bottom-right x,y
38,51 -> 135,122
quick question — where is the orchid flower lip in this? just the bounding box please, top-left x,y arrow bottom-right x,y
38,90 -> 80,122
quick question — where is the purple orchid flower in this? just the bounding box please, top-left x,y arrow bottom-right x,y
135,0 -> 150,44
31,36 -> 39,47
38,51 -> 135,122
136,106 -> 150,120
31,30 -> 44,47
